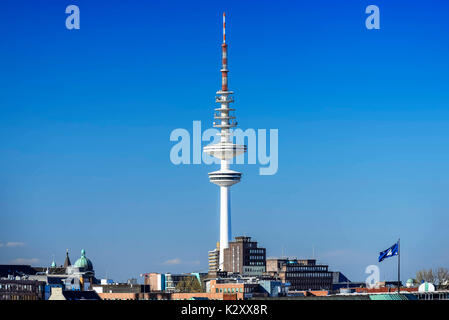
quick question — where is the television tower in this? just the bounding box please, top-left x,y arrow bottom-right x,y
203,12 -> 247,271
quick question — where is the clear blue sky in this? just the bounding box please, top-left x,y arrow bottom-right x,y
0,0 -> 448,283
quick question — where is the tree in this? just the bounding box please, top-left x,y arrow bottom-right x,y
175,277 -> 203,293
416,269 -> 435,284
415,267 -> 449,287
436,267 -> 449,288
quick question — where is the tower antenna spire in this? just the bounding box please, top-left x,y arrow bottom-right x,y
223,12 -> 226,44
221,12 -> 228,92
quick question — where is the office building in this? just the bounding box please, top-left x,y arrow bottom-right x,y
208,242 -> 220,273
266,258 -> 333,291
223,236 -> 266,276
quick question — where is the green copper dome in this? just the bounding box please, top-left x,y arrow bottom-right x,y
74,249 -> 93,271
51,259 -> 57,268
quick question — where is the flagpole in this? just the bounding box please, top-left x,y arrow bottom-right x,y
397,238 -> 400,294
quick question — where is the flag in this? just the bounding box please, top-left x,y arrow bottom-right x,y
378,242 -> 399,262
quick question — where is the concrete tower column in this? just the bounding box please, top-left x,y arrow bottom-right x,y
219,186 -> 230,270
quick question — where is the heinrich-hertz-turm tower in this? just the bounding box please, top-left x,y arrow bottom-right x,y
203,13 -> 247,271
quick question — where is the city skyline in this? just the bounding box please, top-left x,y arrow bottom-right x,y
1,0 -> 449,284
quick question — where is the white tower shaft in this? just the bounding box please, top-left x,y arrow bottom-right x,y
219,185 -> 231,270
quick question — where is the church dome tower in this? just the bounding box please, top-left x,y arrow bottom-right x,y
74,249 -> 93,271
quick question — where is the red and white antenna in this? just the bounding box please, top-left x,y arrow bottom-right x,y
223,12 -> 226,44
221,12 -> 228,91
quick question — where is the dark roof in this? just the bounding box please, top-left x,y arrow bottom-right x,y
0,265 -> 37,277
62,290 -> 101,300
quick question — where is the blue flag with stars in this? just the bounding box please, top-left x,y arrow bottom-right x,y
378,242 -> 399,262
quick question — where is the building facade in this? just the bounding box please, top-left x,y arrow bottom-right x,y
223,236 -> 266,276
92,282 -> 171,300
207,279 -> 263,299
266,258 -> 333,291
0,279 -> 46,300
208,242 -> 220,273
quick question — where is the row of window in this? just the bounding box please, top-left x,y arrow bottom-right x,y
248,249 -> 264,254
287,266 -> 328,272
215,286 -> 257,294
0,284 -> 41,292
215,287 -> 243,294
0,294 -> 39,300
290,279 -> 331,283
287,272 -> 332,278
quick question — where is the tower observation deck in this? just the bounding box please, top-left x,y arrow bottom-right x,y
203,13 -> 247,271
